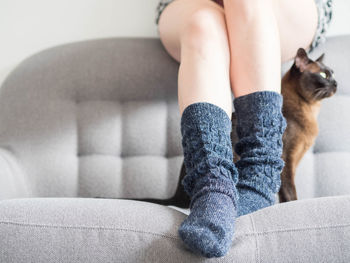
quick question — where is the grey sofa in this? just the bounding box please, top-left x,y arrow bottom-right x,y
0,36 -> 350,262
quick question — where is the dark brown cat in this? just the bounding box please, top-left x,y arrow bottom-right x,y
110,48 -> 337,208
277,48 -> 337,202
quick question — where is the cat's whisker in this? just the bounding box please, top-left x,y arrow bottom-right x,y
314,89 -> 326,99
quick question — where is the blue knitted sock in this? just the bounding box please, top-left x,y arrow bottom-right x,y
178,102 -> 239,258
233,91 -> 287,216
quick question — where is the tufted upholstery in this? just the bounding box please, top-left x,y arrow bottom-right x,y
1,36 -> 350,202
0,38 -> 184,200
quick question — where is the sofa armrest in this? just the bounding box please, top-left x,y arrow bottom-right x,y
0,147 -> 31,200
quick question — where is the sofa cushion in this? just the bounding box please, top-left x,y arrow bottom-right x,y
0,197 -> 349,262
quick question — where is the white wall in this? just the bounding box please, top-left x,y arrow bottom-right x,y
0,0 -> 349,86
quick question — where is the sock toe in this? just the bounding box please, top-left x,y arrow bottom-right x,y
178,192 -> 236,258
178,223 -> 224,257
179,220 -> 231,258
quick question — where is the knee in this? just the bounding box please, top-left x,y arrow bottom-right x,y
180,8 -> 229,59
226,0 -> 275,20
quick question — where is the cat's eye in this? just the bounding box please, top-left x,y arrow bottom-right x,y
319,72 -> 327,78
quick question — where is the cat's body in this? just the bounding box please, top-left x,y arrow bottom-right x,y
278,48 -> 337,202
278,69 -> 321,201
104,48 -> 337,207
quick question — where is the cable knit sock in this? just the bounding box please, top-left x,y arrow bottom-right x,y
233,91 -> 287,217
178,102 -> 239,258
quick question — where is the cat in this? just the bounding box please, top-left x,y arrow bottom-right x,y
278,47 -> 337,202
100,48 -> 337,208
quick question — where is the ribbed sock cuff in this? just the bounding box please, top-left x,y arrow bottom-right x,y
181,102 -> 232,135
234,91 -> 283,117
233,91 -> 286,139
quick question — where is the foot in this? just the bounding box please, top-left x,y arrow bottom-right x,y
179,102 -> 239,258
178,191 -> 237,258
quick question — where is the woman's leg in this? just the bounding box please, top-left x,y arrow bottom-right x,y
158,0 -> 232,117
221,0 -> 318,216
223,0 -> 318,97
158,0 -> 240,257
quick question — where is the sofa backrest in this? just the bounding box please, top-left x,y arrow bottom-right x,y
0,37 -> 349,201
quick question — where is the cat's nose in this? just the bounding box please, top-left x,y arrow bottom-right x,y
333,81 -> 337,87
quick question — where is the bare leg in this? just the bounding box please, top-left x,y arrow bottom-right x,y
223,0 -> 318,97
158,0 -> 233,117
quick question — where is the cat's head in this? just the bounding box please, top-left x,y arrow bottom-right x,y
291,48 -> 337,102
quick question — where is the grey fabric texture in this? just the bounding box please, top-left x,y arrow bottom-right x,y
0,196 -> 349,262
0,36 -> 350,262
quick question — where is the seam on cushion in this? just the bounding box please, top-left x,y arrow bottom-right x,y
0,221 -> 179,240
165,99 -> 169,158
249,214 -> 260,263
1,221 -> 349,240
120,101 -> 127,159
0,149 -> 31,195
75,94 -> 80,196
239,223 -> 350,237
0,149 -> 16,176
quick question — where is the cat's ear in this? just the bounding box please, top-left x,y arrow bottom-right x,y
316,53 -> 325,63
294,48 -> 310,72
